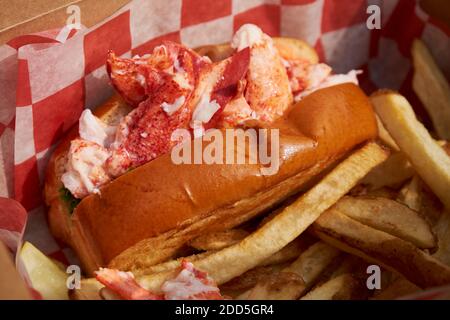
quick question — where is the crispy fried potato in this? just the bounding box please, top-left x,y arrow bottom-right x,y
137,143 -> 388,292
324,255 -> 368,280
240,272 -> 305,300
397,175 -> 443,225
371,91 -> 450,209
220,266 -> 276,292
195,37 -> 319,63
433,210 -> 450,267
70,278 -> 103,300
412,39 -> 450,140
334,196 -> 436,250
397,175 -> 422,212
238,242 -> 340,300
188,229 -> 249,251
312,209 -> 450,289
282,242 -> 340,286
361,151 -> 413,190
132,250 -> 215,277
301,273 -> 368,300
376,115 -> 399,151
363,187 -> 398,199
259,235 -> 315,266
371,276 -> 421,300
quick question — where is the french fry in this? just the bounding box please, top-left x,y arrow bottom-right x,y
361,151 -> 413,190
397,175 -> 422,212
135,235 -> 311,278
188,229 -> 249,251
333,196 -> 436,249
137,143 -> 388,292
312,209 -> 450,289
412,39 -> 450,140
363,187 -> 398,199
371,91 -> 450,208
371,276 -> 421,300
282,242 -> 340,286
433,210 -> 450,267
260,235 -> 315,265
397,175 -> 443,225
220,266 -> 276,292
132,250 -> 215,277
70,278 -> 103,300
301,273 -> 368,300
376,115 -> 399,150
239,272 -> 305,300
324,255 -> 368,280
238,242 -> 340,300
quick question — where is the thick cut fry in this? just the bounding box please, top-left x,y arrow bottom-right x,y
376,115 -> 399,150
334,196 -> 436,249
301,273 -> 368,300
325,255 -> 368,280
136,235 -> 311,279
258,236 -> 313,266
188,229 -> 249,251
282,242 -> 340,286
371,276 -> 420,300
397,175 -> 422,212
132,250 -> 215,277
397,175 -> 443,225
240,272 -> 305,300
220,266 -> 276,292
137,143 -> 388,292
433,210 -> 450,267
71,278 -> 103,300
312,209 -> 450,289
371,91 -> 450,208
238,242 -> 340,300
361,151 -> 413,189
412,39 -> 450,139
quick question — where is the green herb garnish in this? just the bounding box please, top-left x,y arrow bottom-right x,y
59,187 -> 81,214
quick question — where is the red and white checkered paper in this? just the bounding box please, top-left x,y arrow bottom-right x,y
0,0 -> 449,298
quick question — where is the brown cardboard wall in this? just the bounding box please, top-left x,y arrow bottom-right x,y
0,0 -> 130,45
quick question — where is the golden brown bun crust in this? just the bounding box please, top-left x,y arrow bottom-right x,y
46,83 -> 377,274
195,37 -> 319,63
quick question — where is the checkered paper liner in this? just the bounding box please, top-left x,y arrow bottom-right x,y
0,0 -> 449,299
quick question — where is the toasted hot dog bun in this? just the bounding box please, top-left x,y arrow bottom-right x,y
196,37 -> 319,63
45,39 -> 377,275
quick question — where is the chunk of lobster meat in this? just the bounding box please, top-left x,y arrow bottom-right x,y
95,261 -> 223,300
107,41 -> 207,106
198,47 -> 250,130
162,261 -> 224,300
218,84 -> 255,128
231,24 -> 293,124
294,69 -> 362,101
61,139 -> 111,199
105,49 -> 250,176
107,52 -> 147,106
106,97 -> 191,177
95,268 -> 164,300
285,60 -> 332,96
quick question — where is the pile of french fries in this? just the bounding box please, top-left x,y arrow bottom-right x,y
71,40 -> 450,300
